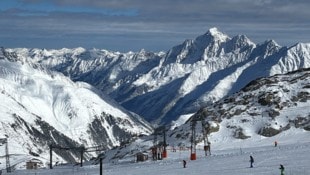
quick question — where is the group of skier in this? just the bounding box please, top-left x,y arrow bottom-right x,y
250,155 -> 285,175
181,143 -> 285,175
248,141 -> 284,174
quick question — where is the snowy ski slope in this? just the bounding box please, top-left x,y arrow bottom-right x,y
3,129 -> 309,175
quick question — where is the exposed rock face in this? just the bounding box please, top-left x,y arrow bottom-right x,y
234,127 -> 251,139
168,68 -> 309,143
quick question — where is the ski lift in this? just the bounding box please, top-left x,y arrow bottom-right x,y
190,114 -> 212,160
152,126 -> 168,160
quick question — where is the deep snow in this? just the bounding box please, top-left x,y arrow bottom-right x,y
1,129 -> 309,175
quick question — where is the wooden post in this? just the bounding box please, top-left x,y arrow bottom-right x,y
49,145 -> 53,169
80,147 -> 84,167
100,158 -> 103,175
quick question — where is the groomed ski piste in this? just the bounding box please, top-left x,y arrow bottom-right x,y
1,128 -> 309,175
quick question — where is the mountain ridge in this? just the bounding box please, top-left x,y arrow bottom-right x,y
2,28 -> 310,125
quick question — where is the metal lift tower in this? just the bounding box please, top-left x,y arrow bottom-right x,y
0,138 -> 11,173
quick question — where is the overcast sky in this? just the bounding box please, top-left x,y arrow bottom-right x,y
0,0 -> 309,52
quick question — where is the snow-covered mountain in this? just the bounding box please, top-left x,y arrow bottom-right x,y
0,51 -> 152,167
169,68 -> 310,143
3,28 -> 310,126
102,68 -> 309,163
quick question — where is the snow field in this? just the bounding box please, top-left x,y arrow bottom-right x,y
4,137 -> 309,175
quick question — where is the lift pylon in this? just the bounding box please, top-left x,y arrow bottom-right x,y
152,126 -> 168,160
190,120 -> 197,160
201,119 -> 211,156
0,138 -> 11,173
190,114 -> 212,160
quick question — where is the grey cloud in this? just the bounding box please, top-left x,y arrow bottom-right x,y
12,0 -> 310,24
1,0 -> 310,51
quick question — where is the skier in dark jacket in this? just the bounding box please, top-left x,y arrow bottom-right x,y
275,141 -> 278,147
183,160 -> 187,168
250,155 -> 254,168
279,164 -> 285,175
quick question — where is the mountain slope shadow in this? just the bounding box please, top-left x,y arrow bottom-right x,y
122,76 -> 189,123
161,58 -> 256,124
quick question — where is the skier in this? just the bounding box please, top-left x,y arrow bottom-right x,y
183,160 -> 187,168
249,155 -> 254,168
279,164 -> 285,175
275,141 -> 278,147
207,141 -> 211,155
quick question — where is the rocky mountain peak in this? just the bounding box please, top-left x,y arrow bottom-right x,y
265,39 -> 281,49
206,27 -> 230,42
231,35 -> 255,46
192,28 -> 230,50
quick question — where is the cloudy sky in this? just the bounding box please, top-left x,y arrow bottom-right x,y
0,0 -> 309,52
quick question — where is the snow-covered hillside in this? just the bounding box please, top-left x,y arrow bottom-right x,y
3,118 -> 309,175
4,28 -> 309,125
0,54 -> 152,167
168,68 -> 309,146
92,68 -> 309,165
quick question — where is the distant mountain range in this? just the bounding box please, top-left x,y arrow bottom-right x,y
5,28 -> 309,125
0,27 -> 309,166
